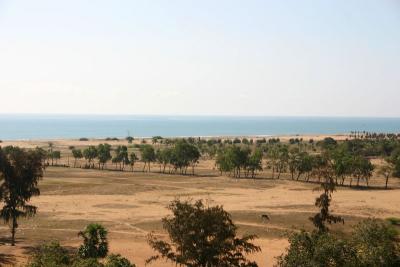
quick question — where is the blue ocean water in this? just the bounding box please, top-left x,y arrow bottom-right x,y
0,115 -> 399,140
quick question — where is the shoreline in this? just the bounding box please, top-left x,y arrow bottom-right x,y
0,133 -> 352,146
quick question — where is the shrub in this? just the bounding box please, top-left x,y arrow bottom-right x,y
26,241 -> 71,267
351,219 -> 400,266
276,231 -> 357,267
277,219 -> 400,267
105,137 -> 119,141
105,254 -> 136,267
387,217 -> 400,226
78,223 -> 108,259
71,258 -> 103,267
79,138 -> 89,141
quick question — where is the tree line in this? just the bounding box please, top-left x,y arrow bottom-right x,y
41,134 -> 400,188
69,139 -> 201,175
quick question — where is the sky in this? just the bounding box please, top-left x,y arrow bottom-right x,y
0,0 -> 399,117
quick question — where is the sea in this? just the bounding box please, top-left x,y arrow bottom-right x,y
0,115 -> 399,140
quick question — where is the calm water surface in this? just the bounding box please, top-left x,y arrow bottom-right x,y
0,115 -> 399,140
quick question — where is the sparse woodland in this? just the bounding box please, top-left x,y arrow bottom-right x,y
1,133 -> 400,266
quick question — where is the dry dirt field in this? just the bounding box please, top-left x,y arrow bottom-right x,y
0,163 -> 399,267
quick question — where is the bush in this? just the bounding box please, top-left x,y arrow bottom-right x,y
276,231 -> 357,267
351,219 -> 400,266
126,136 -> 134,143
387,217 -> 400,226
78,223 -> 108,259
26,242 -> 71,267
71,258 -> 103,267
277,219 -> 400,267
105,254 -> 136,267
105,137 -> 119,141
79,138 -> 89,141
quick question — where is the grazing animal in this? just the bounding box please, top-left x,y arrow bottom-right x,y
261,214 -> 270,222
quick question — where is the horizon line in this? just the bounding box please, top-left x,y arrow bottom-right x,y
0,113 -> 400,119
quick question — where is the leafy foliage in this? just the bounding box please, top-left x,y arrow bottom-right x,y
27,241 -> 71,267
78,223 -> 108,259
105,254 -> 136,267
147,199 -> 260,267
351,219 -> 400,266
276,230 -> 357,267
309,162 -> 344,232
0,146 -> 46,245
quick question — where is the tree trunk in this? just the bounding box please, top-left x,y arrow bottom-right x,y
11,215 -> 16,246
385,175 -> 389,189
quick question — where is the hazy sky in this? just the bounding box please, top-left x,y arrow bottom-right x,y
0,0 -> 399,117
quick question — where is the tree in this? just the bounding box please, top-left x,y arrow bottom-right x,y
276,230 -> 357,267
351,219 -> 400,266
78,223 -> 108,259
267,146 -> 279,179
378,161 -> 395,189
52,151 -> 61,165
140,145 -> 156,172
97,144 -> 112,170
147,199 -> 260,267
277,219 -> 400,267
246,149 -> 263,178
156,148 -> 173,173
318,137 -> 338,151
276,146 -> 289,179
126,136 -> 134,144
350,155 -> 374,187
47,142 -> 54,166
170,140 -> 201,175
72,149 -> 83,168
309,161 -> 344,233
129,152 -> 138,172
288,148 -> 300,180
83,146 -> 97,169
0,146 -> 46,246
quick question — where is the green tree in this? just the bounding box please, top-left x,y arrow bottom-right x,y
129,152 -> 138,172
83,146 -> 98,169
97,144 -> 112,170
140,145 -> 156,172
276,146 -> 289,179
52,150 -> 61,165
72,149 -> 83,168
126,136 -> 134,144
309,162 -> 344,233
246,149 -> 263,178
147,199 -> 260,267
47,142 -> 54,166
350,155 -> 374,187
0,146 -> 46,246
78,223 -> 108,259
351,219 -> 400,266
276,230 -> 358,267
378,160 -> 395,189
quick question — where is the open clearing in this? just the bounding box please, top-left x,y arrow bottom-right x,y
0,164 -> 399,267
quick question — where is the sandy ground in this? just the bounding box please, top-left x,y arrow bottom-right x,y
0,164 -> 399,267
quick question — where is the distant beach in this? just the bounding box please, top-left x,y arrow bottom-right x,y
0,115 -> 399,140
